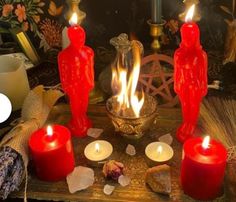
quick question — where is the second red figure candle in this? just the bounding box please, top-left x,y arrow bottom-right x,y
58,13 -> 94,137
174,5 -> 208,143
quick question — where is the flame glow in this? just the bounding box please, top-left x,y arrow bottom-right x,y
95,143 -> 100,153
157,145 -> 163,155
47,125 -> 53,137
69,12 -> 78,26
185,4 -> 195,22
202,135 -> 210,149
111,41 -> 144,117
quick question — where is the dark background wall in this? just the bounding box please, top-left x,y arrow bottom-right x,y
0,0 -> 232,52
0,0 -> 235,85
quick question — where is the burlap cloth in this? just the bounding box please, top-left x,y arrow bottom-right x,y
0,85 -> 63,201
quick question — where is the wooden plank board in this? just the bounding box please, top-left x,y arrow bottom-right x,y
10,104 -> 229,202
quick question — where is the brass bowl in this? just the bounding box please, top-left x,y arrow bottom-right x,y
106,94 -> 158,139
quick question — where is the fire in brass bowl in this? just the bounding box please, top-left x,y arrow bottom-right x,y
106,94 -> 158,139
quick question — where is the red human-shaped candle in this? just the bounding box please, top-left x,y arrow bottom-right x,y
29,125 -> 75,181
58,13 -> 94,137
174,5 -> 208,143
181,136 -> 227,200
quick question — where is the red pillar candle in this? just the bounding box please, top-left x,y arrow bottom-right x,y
174,5 -> 208,143
181,136 -> 227,200
58,13 -> 94,137
29,125 -> 75,181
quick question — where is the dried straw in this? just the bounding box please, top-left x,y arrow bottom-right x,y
200,97 -> 236,160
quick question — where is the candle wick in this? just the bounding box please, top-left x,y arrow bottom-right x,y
157,146 -> 162,156
95,143 -> 100,153
202,136 -> 210,150
46,125 -> 54,140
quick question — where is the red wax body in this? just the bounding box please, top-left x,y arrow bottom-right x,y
29,125 -> 75,181
174,22 -> 208,143
181,137 -> 227,200
58,25 -> 94,137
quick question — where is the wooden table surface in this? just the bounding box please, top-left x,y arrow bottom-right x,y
10,104 -> 230,202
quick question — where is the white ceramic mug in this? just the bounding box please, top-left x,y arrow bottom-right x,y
0,55 -> 30,111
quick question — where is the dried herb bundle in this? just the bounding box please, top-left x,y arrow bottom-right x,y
200,97 -> 236,160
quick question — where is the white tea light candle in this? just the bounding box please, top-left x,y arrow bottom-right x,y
145,142 -> 174,163
84,140 -> 113,162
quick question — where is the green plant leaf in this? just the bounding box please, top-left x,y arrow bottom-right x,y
5,0 -> 11,4
220,5 -> 232,15
28,11 -> 38,15
38,2 -> 45,7
10,19 -> 19,25
36,8 -> 44,14
33,23 -> 37,32
0,27 -> 10,34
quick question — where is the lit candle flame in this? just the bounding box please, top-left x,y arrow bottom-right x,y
47,125 -> 53,137
202,135 -> 210,149
95,143 -> 100,153
69,12 -> 78,26
157,145 -> 163,155
185,4 -> 195,22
